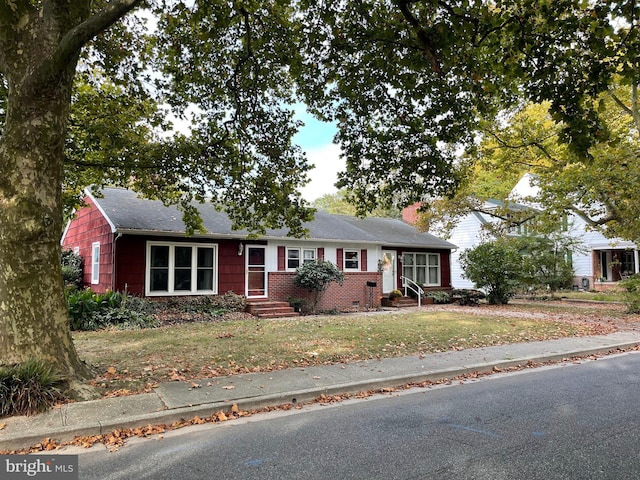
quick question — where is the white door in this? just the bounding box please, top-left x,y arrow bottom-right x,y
246,246 -> 267,298
381,250 -> 397,293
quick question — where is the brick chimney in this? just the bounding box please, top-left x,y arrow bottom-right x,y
401,202 -> 423,225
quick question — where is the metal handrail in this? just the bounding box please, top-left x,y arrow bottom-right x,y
400,276 -> 425,307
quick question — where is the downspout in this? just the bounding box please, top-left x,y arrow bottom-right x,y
113,233 -> 122,292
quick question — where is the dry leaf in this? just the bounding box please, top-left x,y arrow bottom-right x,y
216,411 -> 228,421
222,385 -> 235,390
189,381 -> 201,389
0,423 -> 6,430
107,366 -> 117,375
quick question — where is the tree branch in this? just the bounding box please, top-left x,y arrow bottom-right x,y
33,0 -> 142,90
393,0 -> 442,75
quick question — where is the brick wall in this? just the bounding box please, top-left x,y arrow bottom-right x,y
268,271 -> 383,311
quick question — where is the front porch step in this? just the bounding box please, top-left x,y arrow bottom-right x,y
246,300 -> 300,318
382,296 -> 419,308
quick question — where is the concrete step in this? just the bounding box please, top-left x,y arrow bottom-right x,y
246,300 -> 300,318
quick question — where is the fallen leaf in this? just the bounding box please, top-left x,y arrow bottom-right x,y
107,366 -> 117,375
0,423 -> 6,430
222,385 -> 235,390
189,381 -> 202,389
216,411 -> 228,422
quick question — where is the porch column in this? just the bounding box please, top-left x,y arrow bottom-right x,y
635,249 -> 639,274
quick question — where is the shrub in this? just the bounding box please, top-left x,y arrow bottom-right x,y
621,274 -> 640,313
426,291 -> 451,304
158,292 -> 246,316
61,249 -> 83,289
66,289 -> 157,331
293,260 -> 345,313
451,289 -> 486,306
459,240 -> 522,305
0,359 -> 64,417
388,289 -> 403,300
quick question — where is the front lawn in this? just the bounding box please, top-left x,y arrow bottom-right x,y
73,307 -> 608,395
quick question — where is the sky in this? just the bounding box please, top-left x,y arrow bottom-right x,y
292,110 -> 344,202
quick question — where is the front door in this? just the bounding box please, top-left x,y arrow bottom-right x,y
246,246 -> 267,298
381,250 -> 397,293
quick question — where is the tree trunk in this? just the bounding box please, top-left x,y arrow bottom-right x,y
0,84 -> 90,380
0,6 -> 91,379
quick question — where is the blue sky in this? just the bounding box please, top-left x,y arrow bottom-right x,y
293,109 -> 344,202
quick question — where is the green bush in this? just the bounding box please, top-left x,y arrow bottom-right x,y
0,359 -> 64,417
61,249 -> 83,289
426,291 -> 451,304
158,292 -> 246,316
622,274 -> 640,313
66,289 -> 157,331
293,260 -> 345,313
451,289 -> 486,306
459,240 -> 522,305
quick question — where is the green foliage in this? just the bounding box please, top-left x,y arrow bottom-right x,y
621,275 -> 640,314
158,292 -> 246,316
450,289 -> 486,306
460,235 -> 577,303
65,289 -> 157,331
426,291 -> 451,304
459,240 -> 523,305
294,260 -> 345,293
313,189 -> 401,219
0,359 -> 64,417
293,260 -> 345,313
60,249 -> 84,289
514,236 -> 575,294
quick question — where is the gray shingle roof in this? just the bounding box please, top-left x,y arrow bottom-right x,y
90,187 -> 456,249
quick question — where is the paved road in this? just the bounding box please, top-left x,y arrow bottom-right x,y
76,352 -> 640,480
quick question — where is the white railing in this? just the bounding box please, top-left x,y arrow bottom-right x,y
400,276 -> 425,307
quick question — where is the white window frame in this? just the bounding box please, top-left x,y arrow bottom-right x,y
286,247 -> 316,271
91,242 -> 100,284
402,252 -> 441,287
343,249 -> 360,271
145,241 -> 218,296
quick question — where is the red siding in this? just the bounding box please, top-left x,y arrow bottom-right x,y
62,197 -> 114,293
115,236 -> 245,297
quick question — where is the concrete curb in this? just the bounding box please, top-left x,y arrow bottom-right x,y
2,338 -> 637,452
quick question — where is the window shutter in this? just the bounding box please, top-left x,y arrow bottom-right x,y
337,248 -> 343,270
361,249 -> 367,271
278,246 -> 286,271
317,248 -> 324,261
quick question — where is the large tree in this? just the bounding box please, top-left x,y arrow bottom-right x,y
1,0 -> 637,382
0,1 -> 314,381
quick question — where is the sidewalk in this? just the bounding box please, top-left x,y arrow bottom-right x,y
2,331 -> 640,451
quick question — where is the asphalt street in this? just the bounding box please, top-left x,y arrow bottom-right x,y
75,351 -> 640,480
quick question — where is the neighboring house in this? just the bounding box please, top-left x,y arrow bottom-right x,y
404,173 -> 639,291
509,173 -> 639,291
62,187 -> 456,311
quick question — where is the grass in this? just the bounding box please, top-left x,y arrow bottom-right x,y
557,290 -> 625,302
73,309 -> 601,394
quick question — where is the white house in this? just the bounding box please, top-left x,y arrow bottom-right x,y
408,173 -> 639,291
